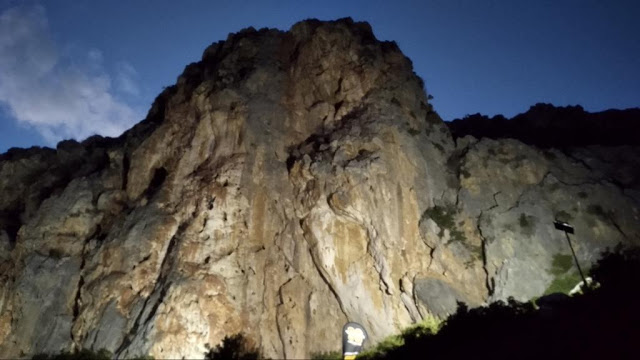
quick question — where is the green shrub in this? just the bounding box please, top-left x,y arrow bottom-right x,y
424,206 -> 454,236
205,334 -> 259,360
358,334 -> 404,359
32,349 -> 112,360
310,350 -> 342,360
358,315 -> 442,360
543,272 -> 582,296
32,349 -> 153,360
314,248 -> 640,359
425,111 -> 441,125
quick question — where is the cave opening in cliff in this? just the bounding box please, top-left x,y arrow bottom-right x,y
1,208 -> 21,248
143,167 -> 169,200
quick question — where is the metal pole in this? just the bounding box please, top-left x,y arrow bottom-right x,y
564,230 -> 588,289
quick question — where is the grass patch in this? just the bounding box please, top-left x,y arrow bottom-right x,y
550,254 -> 574,276
544,273 -> 582,296
544,253 -> 580,296
424,206 -> 455,236
310,351 -> 342,360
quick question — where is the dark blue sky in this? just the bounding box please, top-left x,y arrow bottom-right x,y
1,0 -> 639,152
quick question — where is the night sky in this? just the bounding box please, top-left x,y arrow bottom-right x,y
1,0 -> 638,152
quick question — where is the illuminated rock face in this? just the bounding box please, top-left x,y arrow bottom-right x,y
0,18 -> 638,359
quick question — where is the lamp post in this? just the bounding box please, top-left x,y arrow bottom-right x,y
342,322 -> 367,360
553,220 -> 588,289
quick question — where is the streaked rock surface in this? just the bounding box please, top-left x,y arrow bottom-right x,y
0,18 -> 638,359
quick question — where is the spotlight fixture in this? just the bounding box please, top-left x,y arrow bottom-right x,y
553,220 -> 588,289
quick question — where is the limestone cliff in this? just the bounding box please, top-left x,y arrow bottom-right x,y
0,18 -> 638,359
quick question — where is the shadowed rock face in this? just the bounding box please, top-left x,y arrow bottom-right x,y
448,103 -> 640,148
0,18 -> 638,359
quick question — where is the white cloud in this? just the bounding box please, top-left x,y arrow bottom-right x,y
0,5 -> 143,145
115,61 -> 141,96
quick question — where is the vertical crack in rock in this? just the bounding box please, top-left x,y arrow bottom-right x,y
475,191 -> 502,296
410,273 -> 426,319
70,252 -> 86,350
490,191 -> 501,211
275,278 -> 293,357
607,215 -> 629,239
307,247 -> 348,320
121,153 -> 131,191
364,227 -> 393,295
115,214 -> 191,358
70,217 -> 105,349
476,210 -> 494,296
329,199 -> 393,295
3,206 -> 22,249
449,142 -> 472,207
427,246 -> 435,271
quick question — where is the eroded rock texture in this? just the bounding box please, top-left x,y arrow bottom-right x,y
0,18 -> 638,359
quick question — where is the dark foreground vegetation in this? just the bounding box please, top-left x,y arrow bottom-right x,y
33,247 -> 640,360
354,246 -> 640,360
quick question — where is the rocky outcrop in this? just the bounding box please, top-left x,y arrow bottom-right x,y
0,18 -> 638,359
448,103 -> 640,147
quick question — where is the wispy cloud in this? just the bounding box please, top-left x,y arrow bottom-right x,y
115,61 -> 141,96
0,5 -> 143,144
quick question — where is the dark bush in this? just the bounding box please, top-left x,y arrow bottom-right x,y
360,246 -> 640,360
32,349 -> 112,360
31,348 -> 152,359
205,334 -> 259,360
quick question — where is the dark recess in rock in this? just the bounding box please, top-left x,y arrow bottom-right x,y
143,168 -> 169,200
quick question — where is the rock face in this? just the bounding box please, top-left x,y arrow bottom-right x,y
449,103 -> 640,147
0,18 -> 638,359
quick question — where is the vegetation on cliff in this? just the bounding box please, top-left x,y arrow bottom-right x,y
353,247 -> 640,359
